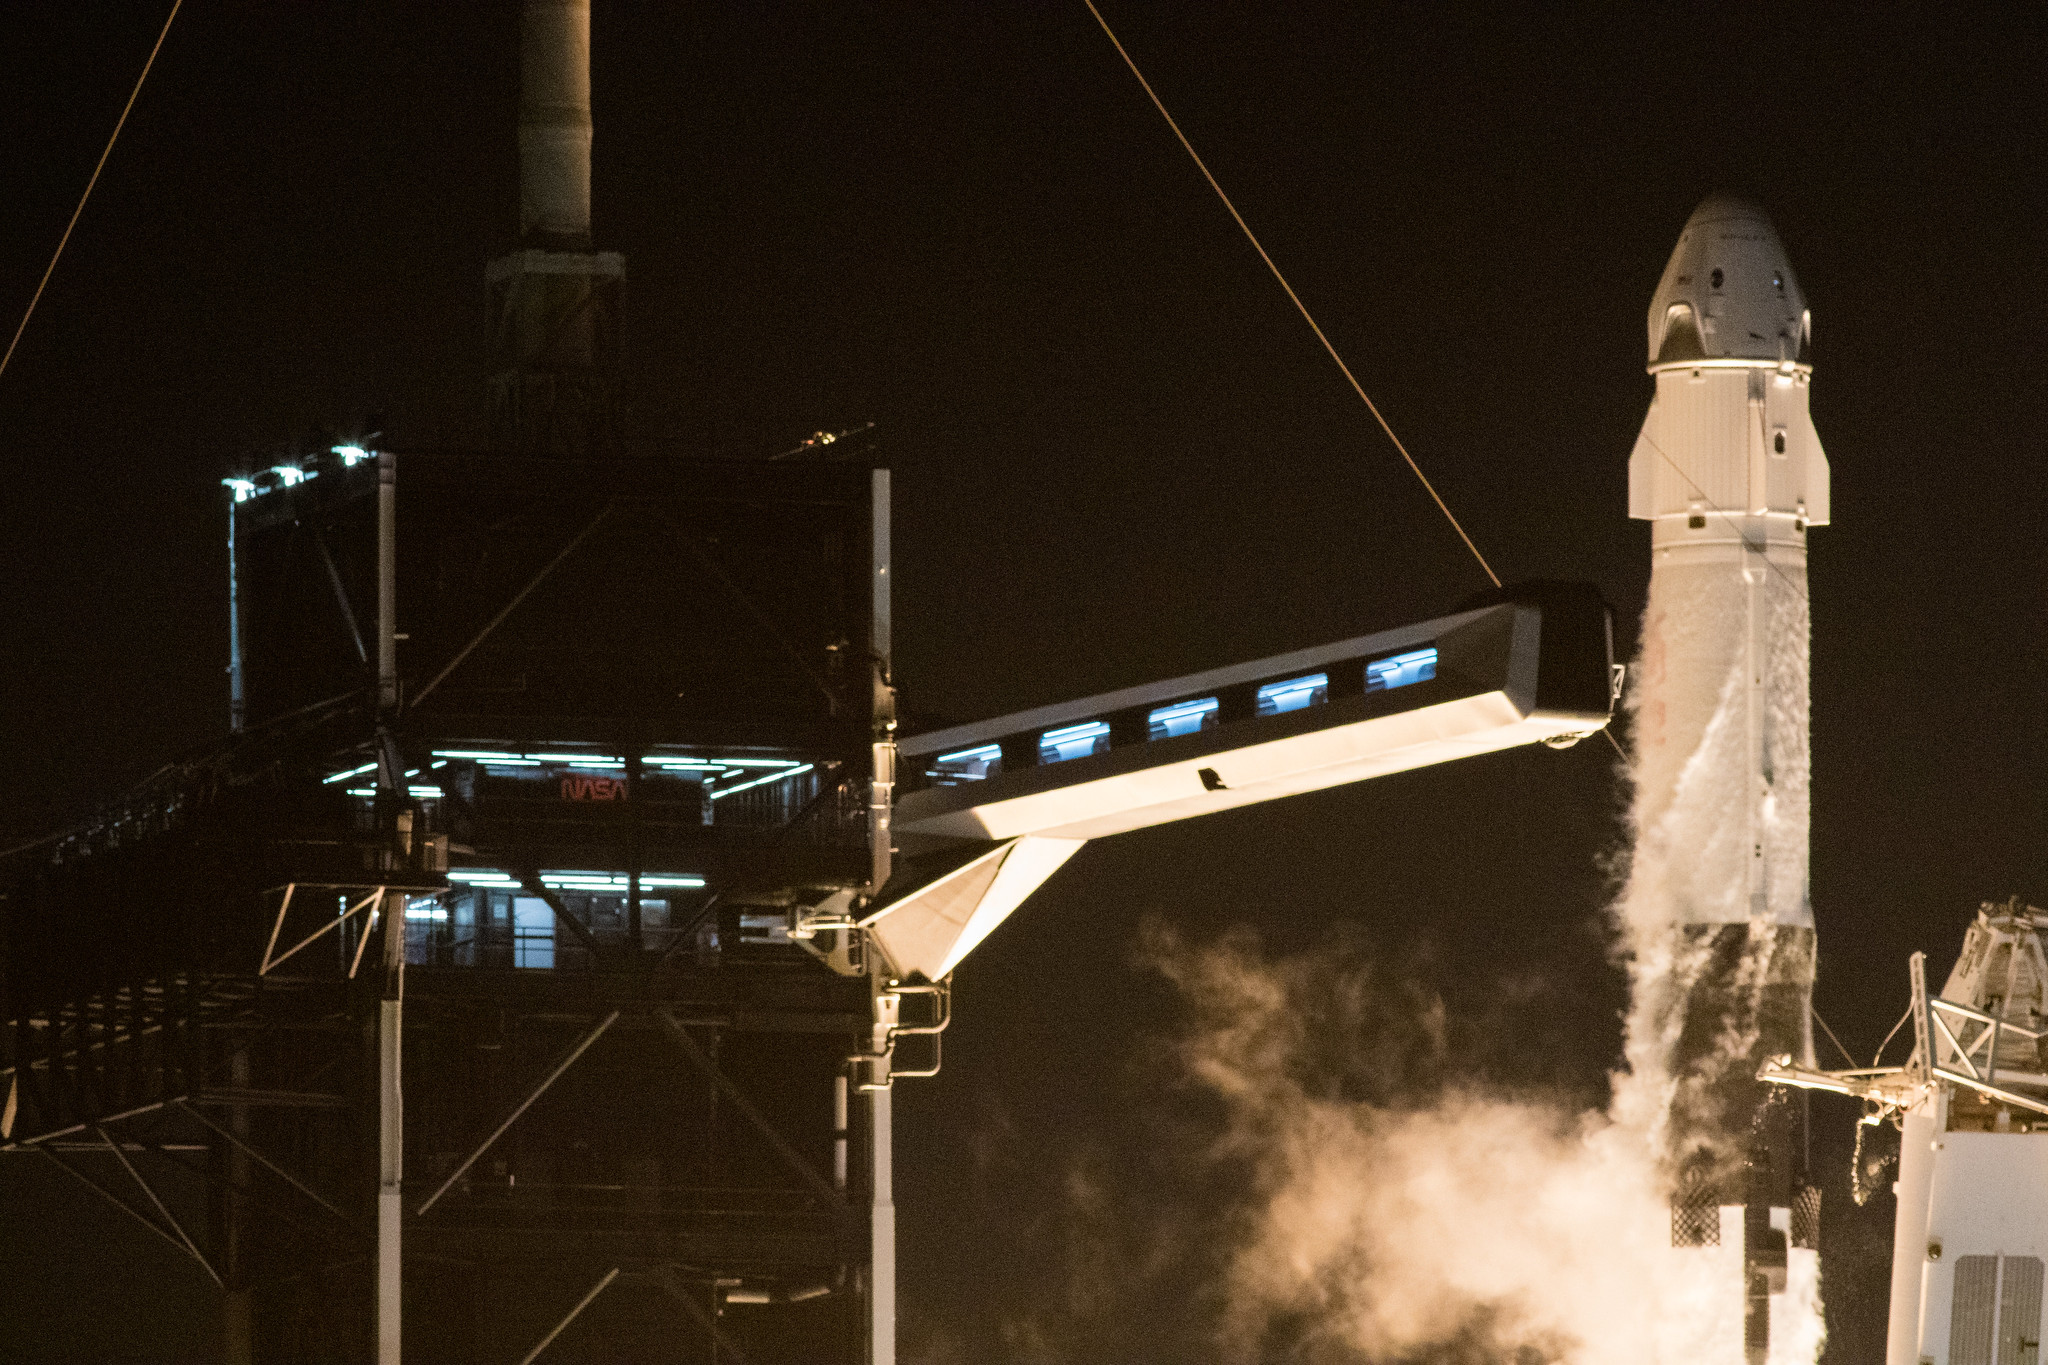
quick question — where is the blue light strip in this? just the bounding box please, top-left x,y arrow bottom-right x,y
709,763 -> 815,801
432,748 -> 806,772
444,868 -> 707,891
323,762 -> 376,785
936,742 -> 1002,766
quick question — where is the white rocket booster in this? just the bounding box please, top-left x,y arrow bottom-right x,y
1627,194 -> 1829,1364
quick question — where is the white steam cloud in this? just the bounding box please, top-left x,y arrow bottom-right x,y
1133,923 -> 1720,1365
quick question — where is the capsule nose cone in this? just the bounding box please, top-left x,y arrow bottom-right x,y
1647,194 -> 1810,370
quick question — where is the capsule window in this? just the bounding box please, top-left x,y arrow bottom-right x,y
1365,648 -> 1436,693
1255,674 -> 1327,716
1773,431 -> 1787,456
1688,514 -> 1707,529
930,743 -> 1002,785
1147,697 -> 1218,741
1710,267 -> 1725,290
1039,721 -> 1111,765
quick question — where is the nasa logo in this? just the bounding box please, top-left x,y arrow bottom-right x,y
560,776 -> 626,802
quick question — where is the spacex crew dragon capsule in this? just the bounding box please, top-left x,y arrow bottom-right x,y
1627,194 -> 1830,1365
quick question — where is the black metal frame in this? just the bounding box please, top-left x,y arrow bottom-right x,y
3,440 -> 889,1363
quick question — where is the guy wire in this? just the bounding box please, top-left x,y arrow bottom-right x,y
1081,0 -> 1500,588
0,0 -> 184,385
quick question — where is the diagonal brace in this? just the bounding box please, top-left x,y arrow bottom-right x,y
265,888 -> 381,976
518,1266 -> 620,1365
35,1144 -> 192,1261
409,504 -> 612,710
175,1099 -> 354,1228
650,1265 -> 755,1365
653,1010 -> 844,1209
97,1125 -> 222,1287
514,874 -> 602,957
415,1010 -> 620,1215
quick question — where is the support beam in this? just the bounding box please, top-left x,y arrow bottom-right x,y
513,874 -> 602,957
651,1010 -> 844,1209
97,1125 -> 222,1288
415,1010 -> 620,1215
408,503 -> 610,709
263,887 -> 379,976
651,1266 -> 755,1365
177,1099 -> 354,1228
2,1095 -> 181,1150
378,916 -> 403,1364
221,1046 -> 253,1365
517,1266 -> 619,1365
35,1143 -> 192,1262
869,1084 -> 894,1365
375,445 -> 403,1365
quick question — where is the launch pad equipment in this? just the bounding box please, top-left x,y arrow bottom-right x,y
1763,899 -> 2048,1365
0,6 -> 1622,1362
0,421 -> 1616,1364
867,585 -> 1614,982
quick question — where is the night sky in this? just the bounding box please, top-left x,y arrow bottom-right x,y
2,4 -> 2045,1361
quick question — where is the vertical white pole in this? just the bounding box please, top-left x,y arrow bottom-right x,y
375,449 -> 404,1365
226,495 -> 246,733
866,465 -> 896,1365
869,1084 -> 894,1365
377,452 -> 399,716
869,468 -> 894,894
833,1073 -> 849,1192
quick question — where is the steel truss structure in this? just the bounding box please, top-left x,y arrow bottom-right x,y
4,437 -> 913,1364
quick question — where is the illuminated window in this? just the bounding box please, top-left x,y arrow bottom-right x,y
1256,674 -> 1327,716
1366,648 -> 1437,693
930,743 -> 1002,784
1039,721 -> 1110,764
512,897 -> 555,969
1147,697 -> 1217,740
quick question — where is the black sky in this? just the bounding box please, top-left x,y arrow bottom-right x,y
2,3 -> 2045,1361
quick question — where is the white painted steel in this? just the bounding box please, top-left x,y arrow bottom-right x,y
1891,1100 -> 1943,1365
518,0 -> 592,243
898,691 -> 1579,844
900,611 -> 1481,763
868,1073 -> 894,1365
862,836 -> 1087,981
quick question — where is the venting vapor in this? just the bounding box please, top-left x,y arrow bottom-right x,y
1619,194 -> 1831,1364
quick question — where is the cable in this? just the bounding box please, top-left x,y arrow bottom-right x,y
1634,423 -> 1811,607
1080,0 -> 1499,588
0,0 -> 184,385
1872,1003 -> 1913,1069
1811,1005 -> 1857,1070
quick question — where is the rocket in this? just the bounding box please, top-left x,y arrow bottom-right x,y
1627,195 -> 1829,1364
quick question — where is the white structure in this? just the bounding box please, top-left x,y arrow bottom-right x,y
1629,192 -> 1827,936
867,589 -> 1615,982
1764,900 -> 2048,1365
1626,194 -> 1830,1365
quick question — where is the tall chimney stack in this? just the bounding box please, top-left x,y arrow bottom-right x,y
518,0 -> 592,247
488,0 -> 622,456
